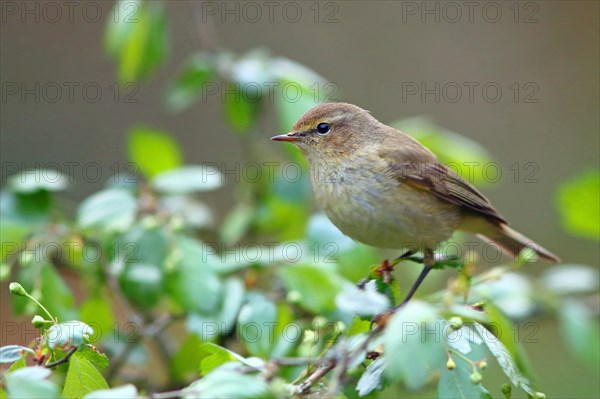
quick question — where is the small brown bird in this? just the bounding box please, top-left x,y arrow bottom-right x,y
272,103 -> 559,305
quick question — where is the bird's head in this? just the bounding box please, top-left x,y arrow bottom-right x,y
271,102 -> 381,159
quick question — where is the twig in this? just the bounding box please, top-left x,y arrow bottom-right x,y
45,346 -> 77,368
273,357 -> 316,367
297,360 -> 336,394
327,348 -> 350,397
295,324 -> 384,395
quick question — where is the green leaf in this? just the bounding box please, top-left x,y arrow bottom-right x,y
482,304 -> 534,377
556,169 -> 600,240
438,357 -> 490,399
171,335 -> 205,382
7,366 -> 50,379
128,126 -> 183,178
116,224 -> 168,266
238,293 -> 277,358
558,298 -> 600,370
116,225 -> 168,309
280,264 -> 345,314
0,219 -> 30,262
472,272 -> 534,319
166,52 -> 216,113
335,244 -> 378,283
62,352 -> 109,399
8,356 -> 27,371
0,345 -> 34,363
473,323 -> 536,396
306,213 -> 379,281
160,195 -> 214,229
120,262 -> 163,309
541,264 -> 599,294
232,49 -> 272,88
1,190 -> 51,226
223,83 -> 261,133
223,49 -> 275,133
219,203 -> 255,245
383,301 -> 446,390
77,188 -> 137,233
46,321 -> 94,349
105,0 -> 167,81
347,317 -> 372,337
184,364 -> 269,399
4,367 -> 59,399
269,303 -> 298,358
83,385 -> 137,399
8,169 -> 68,193
76,347 -> 109,370
104,0 -> 138,55
305,213 -> 357,253
198,343 -> 238,375
166,236 -> 222,313
391,117 -> 494,185
79,292 -> 116,343
219,278 -> 246,329
336,282 -> 390,317
271,56 -> 330,133
254,194 -> 309,241
151,166 -> 224,194
356,357 -> 385,396
446,325 -> 480,355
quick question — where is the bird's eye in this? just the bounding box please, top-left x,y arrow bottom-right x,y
316,122 -> 330,134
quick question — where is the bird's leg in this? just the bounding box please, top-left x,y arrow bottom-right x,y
395,249 -> 435,309
390,249 -> 417,266
372,250 -> 436,327
375,251 -> 418,284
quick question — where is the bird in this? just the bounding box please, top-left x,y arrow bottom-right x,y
271,102 -> 559,306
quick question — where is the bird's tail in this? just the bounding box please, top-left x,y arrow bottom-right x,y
477,223 -> 560,263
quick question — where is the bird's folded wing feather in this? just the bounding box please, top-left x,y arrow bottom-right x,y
379,142 -> 507,224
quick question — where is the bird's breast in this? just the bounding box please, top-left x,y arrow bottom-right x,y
308,158 -> 461,250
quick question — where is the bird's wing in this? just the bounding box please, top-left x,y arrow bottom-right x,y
379,136 -> 507,224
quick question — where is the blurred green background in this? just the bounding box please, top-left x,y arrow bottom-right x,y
1,1 -> 598,397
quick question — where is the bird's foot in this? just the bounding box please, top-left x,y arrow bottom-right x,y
373,259 -> 395,284
390,249 -> 420,266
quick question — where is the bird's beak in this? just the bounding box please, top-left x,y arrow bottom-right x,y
271,132 -> 302,142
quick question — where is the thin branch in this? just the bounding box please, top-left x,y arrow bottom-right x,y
45,346 -> 77,368
273,357 -> 316,367
327,348 -> 350,397
297,360 -> 336,394
293,311 -> 388,394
